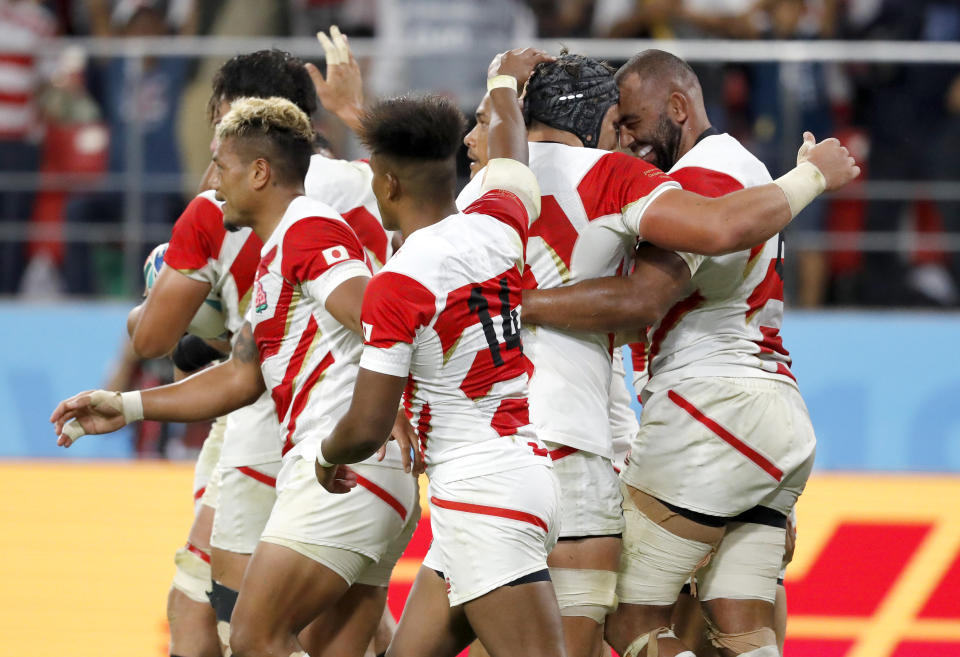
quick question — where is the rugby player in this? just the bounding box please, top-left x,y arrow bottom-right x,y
316,49 -> 568,657
52,97 -> 418,657
126,49 -> 321,657
458,51 -> 857,657
521,49 -> 833,657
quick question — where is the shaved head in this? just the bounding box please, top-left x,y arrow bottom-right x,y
615,49 -> 700,98
614,50 -> 710,171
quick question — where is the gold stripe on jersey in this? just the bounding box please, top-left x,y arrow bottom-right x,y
542,240 -> 572,284
292,327 -> 324,393
443,334 -> 463,366
238,285 -> 253,318
283,289 -> 302,341
742,247 -> 765,282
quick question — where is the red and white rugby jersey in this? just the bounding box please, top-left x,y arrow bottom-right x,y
632,133 -> 796,398
250,196 -> 401,467
304,155 -> 392,272
359,190 -> 549,486
163,190 -> 280,467
458,142 -> 680,458
0,2 -> 55,140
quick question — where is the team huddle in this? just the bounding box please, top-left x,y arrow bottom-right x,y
50,29 -> 859,657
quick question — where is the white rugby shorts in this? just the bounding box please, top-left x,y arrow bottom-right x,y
192,416 -> 226,511
210,461 -> 281,554
261,456 -> 419,572
422,464 -> 560,606
622,377 -> 816,517
546,443 -> 624,538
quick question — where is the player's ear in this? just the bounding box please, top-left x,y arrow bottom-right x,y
668,91 -> 688,124
250,158 -> 271,191
385,171 -> 401,201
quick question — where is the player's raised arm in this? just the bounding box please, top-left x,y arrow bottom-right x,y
52,323 -> 266,447
306,25 -> 365,134
641,132 -> 860,256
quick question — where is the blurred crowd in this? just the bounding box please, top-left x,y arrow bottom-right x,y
1,0 -> 959,307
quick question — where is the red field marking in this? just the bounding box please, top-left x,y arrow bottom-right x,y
784,638 -> 856,657
918,548 -> 960,619
891,641 -> 960,656
786,522 -> 932,616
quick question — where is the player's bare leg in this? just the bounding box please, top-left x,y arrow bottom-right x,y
372,607 -> 397,656
463,579 -> 567,657
208,547 -> 250,655
387,567 -> 475,657
229,542 -> 351,657
548,536 -> 621,657
299,583 -> 388,657
169,503 -> 219,657
671,588 -> 718,657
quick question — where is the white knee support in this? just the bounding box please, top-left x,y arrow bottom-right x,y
617,505 -> 715,605
171,544 -> 211,604
698,522 -> 785,603
548,568 -> 618,623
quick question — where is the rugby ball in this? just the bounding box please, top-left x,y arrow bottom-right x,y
143,243 -> 228,339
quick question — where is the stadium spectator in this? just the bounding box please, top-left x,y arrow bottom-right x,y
62,0 -> 193,295
0,0 -> 57,294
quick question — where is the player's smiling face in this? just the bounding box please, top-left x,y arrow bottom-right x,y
464,94 -> 493,179
616,72 -> 682,171
211,137 -> 253,228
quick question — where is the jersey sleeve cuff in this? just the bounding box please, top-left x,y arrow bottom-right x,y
304,259 -> 371,306
360,342 -> 413,378
623,180 -> 683,238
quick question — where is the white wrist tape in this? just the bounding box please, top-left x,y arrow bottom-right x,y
119,391 -> 144,423
772,161 -> 826,219
487,75 -> 518,93
481,158 -> 542,221
316,440 -> 334,468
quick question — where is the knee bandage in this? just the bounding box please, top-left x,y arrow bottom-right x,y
704,615 -> 778,656
171,544 -> 211,604
617,506 -> 716,606
698,522 -> 785,603
623,626 -> 684,657
548,568 -> 618,622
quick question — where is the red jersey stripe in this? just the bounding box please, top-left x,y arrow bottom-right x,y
284,348 -> 335,443
193,486 -> 205,501
667,390 -> 783,481
356,474 -> 408,520
430,496 -> 549,532
548,445 -> 578,461
236,466 -> 277,488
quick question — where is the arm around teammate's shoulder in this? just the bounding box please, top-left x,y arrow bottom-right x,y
522,244 -> 691,332
640,132 -> 860,256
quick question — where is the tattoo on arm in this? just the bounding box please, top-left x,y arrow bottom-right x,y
233,323 -> 260,363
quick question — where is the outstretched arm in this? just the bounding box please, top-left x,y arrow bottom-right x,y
52,323 -> 265,446
522,243 -> 692,332
642,132 -> 860,255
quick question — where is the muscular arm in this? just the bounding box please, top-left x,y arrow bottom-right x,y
129,266 -> 211,358
320,367 -> 407,464
139,322 -> 264,421
640,186 -> 790,256
522,244 -> 691,332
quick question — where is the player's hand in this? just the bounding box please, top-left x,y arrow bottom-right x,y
388,408 -> 424,475
315,459 -> 358,494
307,25 -> 364,132
488,48 -> 555,89
50,390 -> 130,447
798,131 -> 861,191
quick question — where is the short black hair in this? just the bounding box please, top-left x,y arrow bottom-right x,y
359,95 -> 466,161
208,49 -> 318,123
615,49 -> 698,87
